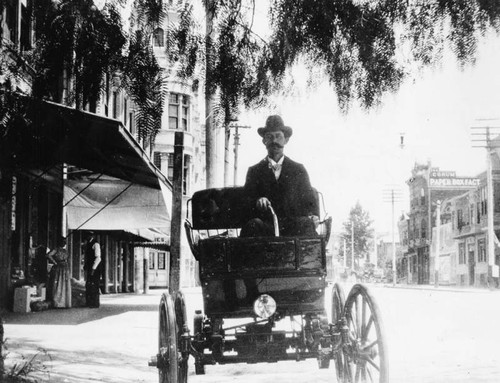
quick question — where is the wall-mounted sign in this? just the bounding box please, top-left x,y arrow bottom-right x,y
11,176 -> 17,231
429,177 -> 480,189
430,170 -> 456,178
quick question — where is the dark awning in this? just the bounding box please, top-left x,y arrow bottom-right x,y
3,95 -> 170,190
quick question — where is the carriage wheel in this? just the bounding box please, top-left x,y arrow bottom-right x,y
193,311 -> 205,375
339,284 -> 389,383
330,283 -> 346,381
331,283 -> 345,323
158,292 -> 182,383
174,291 -> 189,383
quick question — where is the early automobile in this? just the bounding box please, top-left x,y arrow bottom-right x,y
150,186 -> 388,383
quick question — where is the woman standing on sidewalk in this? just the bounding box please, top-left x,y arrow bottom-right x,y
47,236 -> 72,308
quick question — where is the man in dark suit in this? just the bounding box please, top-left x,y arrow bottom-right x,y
240,115 -> 319,237
83,231 -> 101,308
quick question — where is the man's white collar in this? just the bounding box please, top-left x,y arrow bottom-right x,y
267,156 -> 284,166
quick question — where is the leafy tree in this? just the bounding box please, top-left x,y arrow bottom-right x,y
339,202 -> 374,270
164,0 -> 500,186
30,0 -> 126,110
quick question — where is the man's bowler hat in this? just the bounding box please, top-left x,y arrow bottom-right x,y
257,115 -> 293,138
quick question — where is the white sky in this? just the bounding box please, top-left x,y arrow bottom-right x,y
235,31 -> 500,235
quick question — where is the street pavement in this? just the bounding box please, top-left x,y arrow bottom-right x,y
2,283 -> 500,383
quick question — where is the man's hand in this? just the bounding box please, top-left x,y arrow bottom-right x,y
309,215 -> 320,228
91,269 -> 95,276
256,197 -> 271,212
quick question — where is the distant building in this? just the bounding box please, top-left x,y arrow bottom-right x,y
406,162 -> 480,285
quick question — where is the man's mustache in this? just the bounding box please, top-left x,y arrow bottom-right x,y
267,143 -> 284,149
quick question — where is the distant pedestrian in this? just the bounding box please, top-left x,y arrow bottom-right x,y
46,236 -> 71,308
83,231 -> 101,308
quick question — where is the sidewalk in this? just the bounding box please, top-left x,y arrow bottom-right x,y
1,288 -> 202,383
380,281 -> 500,293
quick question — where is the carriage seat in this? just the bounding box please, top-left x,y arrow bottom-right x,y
190,187 -> 252,230
190,186 -> 322,230
186,187 -> 330,260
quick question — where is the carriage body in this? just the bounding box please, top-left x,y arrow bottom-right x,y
198,235 -> 327,319
151,187 -> 388,383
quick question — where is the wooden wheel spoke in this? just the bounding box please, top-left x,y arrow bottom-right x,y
363,315 -> 374,339
362,339 -> 379,351
355,363 -> 361,383
345,356 -> 354,382
366,366 -> 375,382
355,296 -> 361,337
359,355 -> 381,371
361,298 -> 367,339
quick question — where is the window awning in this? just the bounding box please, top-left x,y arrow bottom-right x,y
4,95 -> 170,191
65,178 -> 171,231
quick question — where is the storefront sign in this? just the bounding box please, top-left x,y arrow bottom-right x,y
429,177 -> 480,189
11,176 -> 17,231
430,169 -> 456,178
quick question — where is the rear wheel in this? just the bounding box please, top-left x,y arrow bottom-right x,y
193,310 -> 205,375
331,283 -> 345,323
339,284 -> 389,383
158,292 -> 179,383
331,283 -> 346,381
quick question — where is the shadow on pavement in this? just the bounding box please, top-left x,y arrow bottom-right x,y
1,294 -> 160,326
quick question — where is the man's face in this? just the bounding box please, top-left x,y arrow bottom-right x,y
263,131 -> 288,156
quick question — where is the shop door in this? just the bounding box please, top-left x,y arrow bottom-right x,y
417,249 -> 430,284
468,244 -> 475,286
147,251 -> 169,288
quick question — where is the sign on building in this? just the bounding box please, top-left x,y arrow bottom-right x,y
429,169 -> 480,189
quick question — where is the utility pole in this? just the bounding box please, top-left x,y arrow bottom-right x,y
471,124 -> 500,286
205,0 -> 216,188
223,122 -> 251,186
351,222 -> 355,271
343,237 -> 347,268
233,124 -> 250,186
435,200 -> 441,288
169,132 -> 184,293
383,187 -> 403,286
224,122 -> 231,186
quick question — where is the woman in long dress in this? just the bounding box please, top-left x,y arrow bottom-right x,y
47,236 -> 72,308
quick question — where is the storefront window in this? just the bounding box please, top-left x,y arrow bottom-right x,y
478,239 -> 486,263
149,252 -> 155,270
158,252 -> 166,270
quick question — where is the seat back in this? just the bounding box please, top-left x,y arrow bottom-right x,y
190,187 -> 252,230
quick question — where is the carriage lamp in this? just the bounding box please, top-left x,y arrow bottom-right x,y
253,294 -> 277,319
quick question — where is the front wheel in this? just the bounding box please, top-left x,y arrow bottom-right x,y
338,284 -> 388,383
174,291 -> 188,383
158,291 -> 187,383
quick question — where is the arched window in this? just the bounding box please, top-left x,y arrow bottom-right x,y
153,28 -> 164,47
